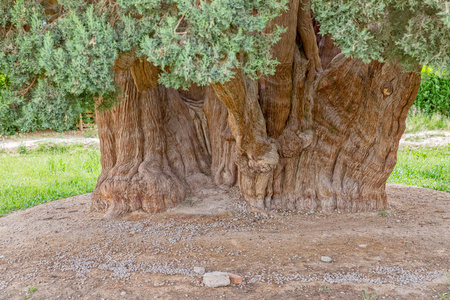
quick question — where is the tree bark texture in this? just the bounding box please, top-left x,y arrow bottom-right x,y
93,1 -> 421,216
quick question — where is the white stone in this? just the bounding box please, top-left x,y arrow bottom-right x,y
321,256 -> 333,263
358,244 -> 368,248
203,272 -> 230,288
194,267 -> 205,275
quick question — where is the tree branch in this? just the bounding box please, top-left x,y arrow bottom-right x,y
298,0 -> 322,77
98,0 -> 110,16
17,76 -> 37,97
212,71 -> 279,173
174,13 -> 187,35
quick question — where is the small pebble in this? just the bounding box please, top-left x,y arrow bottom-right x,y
228,273 -> 242,284
194,267 -> 205,275
321,256 -> 333,263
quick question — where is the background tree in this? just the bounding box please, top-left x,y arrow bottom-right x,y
1,0 -> 449,217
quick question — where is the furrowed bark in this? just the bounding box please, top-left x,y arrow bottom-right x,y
286,55 -> 421,212
211,71 -> 279,174
259,0 -> 300,138
298,0 -> 322,76
203,88 -> 238,188
93,66 -> 211,217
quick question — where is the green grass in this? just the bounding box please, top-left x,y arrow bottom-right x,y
388,145 -> 450,193
25,286 -> 37,299
405,108 -> 450,133
0,143 -> 101,217
1,139 -> 449,217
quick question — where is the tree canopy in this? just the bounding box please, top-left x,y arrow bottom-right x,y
312,0 -> 450,70
1,0 -> 449,107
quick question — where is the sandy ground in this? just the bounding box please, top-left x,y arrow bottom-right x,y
399,131 -> 450,148
0,131 -> 98,151
0,184 -> 449,300
1,130 -> 449,151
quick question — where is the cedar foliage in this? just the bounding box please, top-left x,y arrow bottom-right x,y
312,0 -> 450,72
0,0 -> 449,134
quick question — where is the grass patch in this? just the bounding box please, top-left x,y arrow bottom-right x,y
388,145 -> 450,193
0,143 -> 101,217
24,286 -> 37,299
406,108 -> 450,133
1,138 -> 449,217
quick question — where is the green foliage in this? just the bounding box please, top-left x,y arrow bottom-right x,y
24,286 -> 37,299
1,0 -> 449,132
0,87 -> 20,135
311,0 -> 450,74
388,145 -> 450,193
378,210 -> 388,217
0,74 -> 14,135
137,1 -> 287,88
16,80 -> 92,133
0,76 -> 91,134
361,290 -> 377,300
0,143 -> 101,217
0,0 -> 288,109
415,73 -> 450,116
17,144 -> 28,154
0,74 -> 5,87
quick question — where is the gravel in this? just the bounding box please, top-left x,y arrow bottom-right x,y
1,183 -> 448,298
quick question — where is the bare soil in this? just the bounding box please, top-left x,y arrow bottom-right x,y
0,184 -> 449,300
400,131 -> 450,148
0,130 -> 97,152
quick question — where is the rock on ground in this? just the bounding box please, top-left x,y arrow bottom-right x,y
194,267 -> 205,275
203,272 -> 230,288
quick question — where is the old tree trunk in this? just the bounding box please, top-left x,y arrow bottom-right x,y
92,1 -> 421,217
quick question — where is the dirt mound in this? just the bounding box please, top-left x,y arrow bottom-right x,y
0,184 -> 449,299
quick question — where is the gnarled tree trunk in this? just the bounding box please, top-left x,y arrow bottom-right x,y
93,0 -> 421,217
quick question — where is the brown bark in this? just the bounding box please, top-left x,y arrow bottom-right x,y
259,0 -> 300,138
211,71 -> 279,174
93,3 -> 421,217
93,67 -> 211,217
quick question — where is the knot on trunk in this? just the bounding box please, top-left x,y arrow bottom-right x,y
234,142 -> 279,174
277,129 -> 314,158
381,82 -> 394,96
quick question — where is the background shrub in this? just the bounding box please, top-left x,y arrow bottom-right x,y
0,75 -> 19,135
414,67 -> 450,116
0,74 -> 93,135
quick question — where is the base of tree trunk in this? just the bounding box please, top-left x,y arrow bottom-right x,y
92,69 -> 212,217
93,35 -> 420,218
